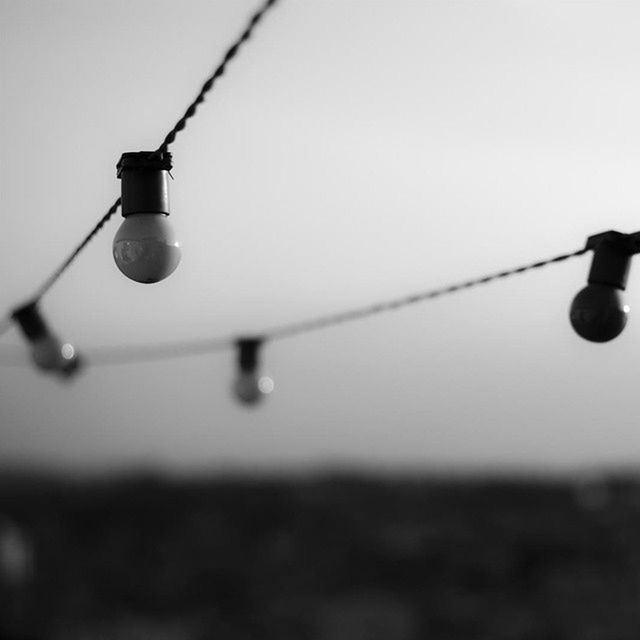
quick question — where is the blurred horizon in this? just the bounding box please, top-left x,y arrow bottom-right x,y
3,470 -> 640,638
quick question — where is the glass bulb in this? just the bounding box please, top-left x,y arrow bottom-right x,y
31,335 -> 66,371
58,343 -> 82,379
113,213 -> 181,284
30,336 -> 81,378
569,283 -> 629,342
234,372 -> 264,405
258,376 -> 275,395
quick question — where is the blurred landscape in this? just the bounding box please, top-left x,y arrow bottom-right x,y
1,470 -> 640,639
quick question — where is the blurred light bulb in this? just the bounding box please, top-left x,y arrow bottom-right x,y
569,284 -> 629,343
234,372 -> 264,405
31,336 -> 82,379
113,213 -> 181,283
31,335 -> 67,371
115,151 -> 180,284
58,344 -> 82,380
258,376 -> 275,395
11,303 -> 82,380
233,338 -> 272,406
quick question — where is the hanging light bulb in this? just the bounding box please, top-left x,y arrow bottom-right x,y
113,151 -> 181,284
233,338 -> 273,406
569,231 -> 637,342
11,303 -> 82,379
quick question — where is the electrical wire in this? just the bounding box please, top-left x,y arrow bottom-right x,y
31,198 -> 122,302
45,245 -> 587,367
154,0 -> 280,156
263,247 -> 589,341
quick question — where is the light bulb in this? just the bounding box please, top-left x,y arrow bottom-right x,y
113,214 -> 181,284
234,372 -> 264,405
233,338 -> 272,406
233,373 -> 274,405
569,231 -> 635,343
12,303 -> 82,379
114,150 -> 180,284
31,335 -> 67,371
31,337 -> 81,379
58,343 -> 82,379
570,284 -> 629,342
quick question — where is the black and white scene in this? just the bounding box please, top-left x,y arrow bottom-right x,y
1,1 -> 640,638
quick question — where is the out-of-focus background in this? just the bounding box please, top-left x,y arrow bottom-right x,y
2,0 -> 640,637
2,472 -> 640,639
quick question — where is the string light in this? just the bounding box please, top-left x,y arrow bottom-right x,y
0,0 -> 280,306
10,303 -> 82,380
0,243 -> 588,371
569,230 -> 640,343
0,0 -> 282,375
113,152 -> 181,284
0,0 -> 638,400
233,338 -> 272,406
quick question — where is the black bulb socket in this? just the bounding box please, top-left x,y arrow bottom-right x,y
584,231 -> 634,291
236,338 -> 263,374
117,151 -> 172,217
11,302 -> 49,342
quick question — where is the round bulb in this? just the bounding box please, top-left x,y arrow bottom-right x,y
569,283 -> 629,342
0,520 -> 33,586
31,337 -> 81,378
113,214 -> 181,284
31,335 -> 66,371
258,376 -> 275,395
58,344 -> 82,379
234,372 -> 264,405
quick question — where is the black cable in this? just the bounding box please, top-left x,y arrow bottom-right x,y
0,318 -> 13,339
154,0 -> 280,156
88,337 -> 231,366
63,245 -> 587,367
31,198 -> 122,302
264,247 -> 589,340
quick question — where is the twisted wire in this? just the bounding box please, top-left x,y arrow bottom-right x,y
31,198 -> 122,302
68,246 -> 588,366
263,248 -> 589,340
88,337 -> 231,366
154,0 -> 280,155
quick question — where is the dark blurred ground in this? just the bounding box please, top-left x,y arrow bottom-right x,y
1,471 -> 640,639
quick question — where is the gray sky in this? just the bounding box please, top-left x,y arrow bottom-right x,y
1,0 -> 640,474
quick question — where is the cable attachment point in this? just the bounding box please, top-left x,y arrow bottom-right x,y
570,230 -> 640,343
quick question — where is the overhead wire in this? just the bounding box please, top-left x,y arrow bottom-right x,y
31,198 -> 122,302
154,0 -> 279,157
262,247 -> 589,341
21,245 -> 585,368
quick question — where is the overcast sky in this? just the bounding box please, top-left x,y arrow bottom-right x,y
2,0 -> 640,475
